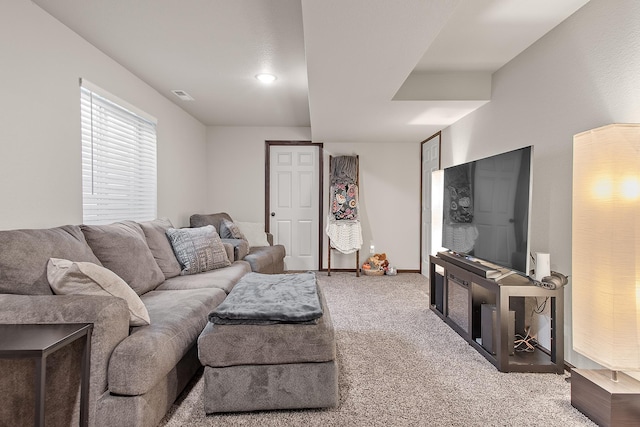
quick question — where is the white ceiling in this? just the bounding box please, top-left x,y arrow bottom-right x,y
34,0 -> 590,143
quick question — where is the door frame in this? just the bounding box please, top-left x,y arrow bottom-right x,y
265,140 -> 324,270
420,131 -> 442,274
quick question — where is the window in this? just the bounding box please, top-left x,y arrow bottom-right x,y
80,80 -> 157,224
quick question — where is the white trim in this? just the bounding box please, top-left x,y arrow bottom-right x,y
79,78 -> 157,125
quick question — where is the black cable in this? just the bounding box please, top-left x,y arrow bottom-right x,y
533,297 -> 548,314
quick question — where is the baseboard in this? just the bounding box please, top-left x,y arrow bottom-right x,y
318,268 -> 421,274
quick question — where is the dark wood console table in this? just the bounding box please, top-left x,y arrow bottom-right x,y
429,254 -> 564,373
0,323 -> 93,426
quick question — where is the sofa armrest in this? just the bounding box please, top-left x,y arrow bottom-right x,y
0,294 -> 130,425
244,244 -> 286,274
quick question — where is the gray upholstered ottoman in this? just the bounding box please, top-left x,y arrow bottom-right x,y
197,273 -> 338,413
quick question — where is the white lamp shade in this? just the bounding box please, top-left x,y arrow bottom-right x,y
572,123 -> 640,371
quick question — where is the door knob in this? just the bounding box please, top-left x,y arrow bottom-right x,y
271,212 -> 275,217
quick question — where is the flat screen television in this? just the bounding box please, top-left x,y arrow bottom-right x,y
441,145 -> 533,276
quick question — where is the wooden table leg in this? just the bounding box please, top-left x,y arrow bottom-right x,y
79,327 -> 92,427
328,239 -> 332,276
35,356 -> 46,427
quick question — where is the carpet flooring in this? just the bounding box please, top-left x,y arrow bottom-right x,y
159,272 -> 595,426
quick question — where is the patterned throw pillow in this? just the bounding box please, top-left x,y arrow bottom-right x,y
219,218 -> 248,241
165,226 -> 231,275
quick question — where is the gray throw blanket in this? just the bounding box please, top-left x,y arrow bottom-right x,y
330,155 -> 358,184
209,272 -> 323,325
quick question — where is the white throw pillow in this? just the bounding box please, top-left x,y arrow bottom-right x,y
47,258 -> 151,326
235,222 -> 270,247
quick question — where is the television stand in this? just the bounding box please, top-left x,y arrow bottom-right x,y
494,270 -> 518,281
429,254 -> 564,374
436,251 -> 502,279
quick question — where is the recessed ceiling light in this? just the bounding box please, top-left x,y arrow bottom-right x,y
256,73 -> 277,84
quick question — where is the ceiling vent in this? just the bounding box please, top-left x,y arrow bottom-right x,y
171,90 -> 194,101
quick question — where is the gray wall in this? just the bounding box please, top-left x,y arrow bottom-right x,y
0,1 -> 208,229
205,126 -> 312,222
206,127 -> 421,271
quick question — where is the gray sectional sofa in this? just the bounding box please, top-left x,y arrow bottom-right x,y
0,215 -> 286,427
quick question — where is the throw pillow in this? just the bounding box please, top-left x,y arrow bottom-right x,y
219,218 -> 248,241
235,222 -> 270,247
165,225 -> 231,275
47,258 -> 150,327
80,221 -> 166,296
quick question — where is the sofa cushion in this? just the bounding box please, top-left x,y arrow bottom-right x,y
165,226 -> 231,275
189,213 -> 251,259
219,218 -> 247,241
47,258 -> 150,326
189,212 -> 233,231
81,222 -> 165,296
235,222 -> 270,247
138,218 -> 182,279
107,287 -> 226,395
156,260 -> 251,293
0,225 -> 102,295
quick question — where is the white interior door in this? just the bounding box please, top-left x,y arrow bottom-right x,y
269,145 -> 319,271
421,134 -> 440,277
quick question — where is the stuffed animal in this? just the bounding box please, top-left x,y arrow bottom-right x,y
363,253 -> 390,271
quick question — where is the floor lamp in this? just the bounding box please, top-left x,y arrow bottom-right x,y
572,123 -> 640,426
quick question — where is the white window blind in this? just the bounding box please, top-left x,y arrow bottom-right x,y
81,82 -> 157,224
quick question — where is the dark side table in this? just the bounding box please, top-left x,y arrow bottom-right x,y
0,323 -> 93,427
